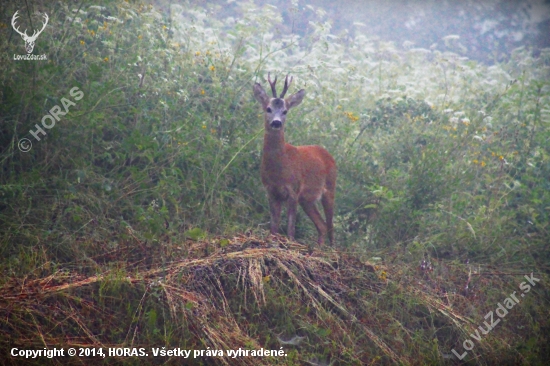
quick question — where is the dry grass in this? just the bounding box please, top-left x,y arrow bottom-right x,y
1,234 -> 548,365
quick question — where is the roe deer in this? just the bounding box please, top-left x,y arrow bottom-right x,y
253,74 -> 337,245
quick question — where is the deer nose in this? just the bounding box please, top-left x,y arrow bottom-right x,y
270,120 -> 282,129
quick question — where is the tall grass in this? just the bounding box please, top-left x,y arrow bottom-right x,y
1,0 -> 549,273
0,1 -> 549,363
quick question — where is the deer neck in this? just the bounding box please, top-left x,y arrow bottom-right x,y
263,127 -> 286,149
262,129 -> 287,170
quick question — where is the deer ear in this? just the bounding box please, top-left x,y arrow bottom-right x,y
253,83 -> 270,108
286,89 -> 305,109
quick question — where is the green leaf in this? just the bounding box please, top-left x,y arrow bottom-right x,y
184,227 -> 206,240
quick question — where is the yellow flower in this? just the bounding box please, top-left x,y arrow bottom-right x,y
103,57 -> 109,62
163,25 -> 167,30
200,89 -> 205,95
480,161 -> 486,167
344,111 -> 359,122
472,159 -> 479,164
138,35 -> 142,40
491,152 -> 496,157
209,65 -> 215,71
195,51 -> 201,56
80,40 -> 85,46
211,129 -> 216,134
499,155 -> 504,160
202,125 -> 206,129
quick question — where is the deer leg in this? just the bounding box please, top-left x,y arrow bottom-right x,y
287,197 -> 299,240
300,199 -> 327,245
321,191 -> 335,246
268,195 -> 282,235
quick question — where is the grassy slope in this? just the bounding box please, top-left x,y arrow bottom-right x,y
0,0 -> 549,364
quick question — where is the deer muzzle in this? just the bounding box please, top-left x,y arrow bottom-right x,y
270,120 -> 282,129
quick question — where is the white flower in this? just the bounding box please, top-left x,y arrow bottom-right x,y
442,35 -> 460,41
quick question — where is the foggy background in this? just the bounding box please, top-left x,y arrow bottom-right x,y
154,0 -> 550,64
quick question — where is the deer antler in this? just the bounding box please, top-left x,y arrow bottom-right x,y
30,13 -> 49,40
11,11 -> 28,39
279,74 -> 293,98
267,72 -> 278,98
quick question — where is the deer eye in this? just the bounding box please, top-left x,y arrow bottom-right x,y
283,110 -> 287,115
266,107 -> 272,113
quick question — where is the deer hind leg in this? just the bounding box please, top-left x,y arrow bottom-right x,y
300,198 -> 327,245
321,191 -> 335,246
268,195 -> 283,236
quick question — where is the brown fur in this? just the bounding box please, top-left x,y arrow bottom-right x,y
253,75 -> 337,245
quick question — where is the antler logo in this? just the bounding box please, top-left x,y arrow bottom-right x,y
11,10 -> 49,54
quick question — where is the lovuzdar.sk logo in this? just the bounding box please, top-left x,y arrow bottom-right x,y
11,10 -> 48,60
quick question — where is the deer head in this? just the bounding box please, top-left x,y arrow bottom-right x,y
253,73 -> 305,132
12,10 -> 49,54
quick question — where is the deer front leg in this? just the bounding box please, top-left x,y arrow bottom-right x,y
287,196 -> 299,240
268,195 -> 283,235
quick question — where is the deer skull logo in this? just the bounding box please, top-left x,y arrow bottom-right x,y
11,10 -> 49,54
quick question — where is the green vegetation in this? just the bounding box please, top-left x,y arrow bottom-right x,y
0,1 -> 549,364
